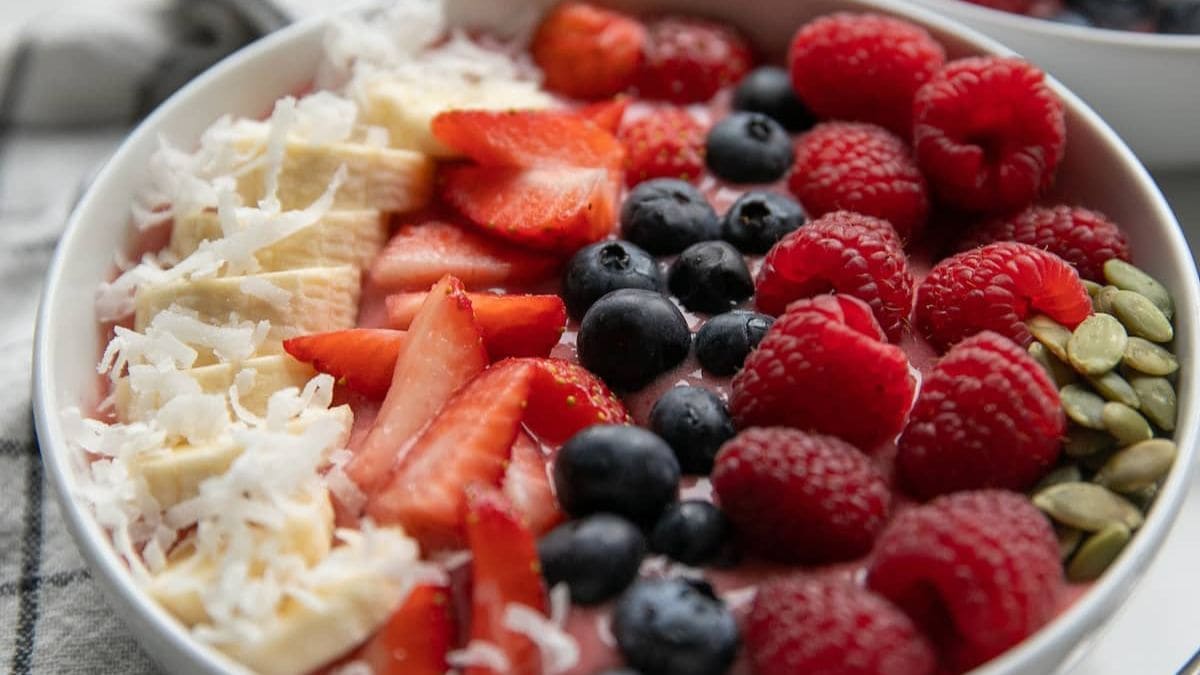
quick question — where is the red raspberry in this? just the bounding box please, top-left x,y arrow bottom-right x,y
531,2 -> 646,100
957,205 -> 1132,282
618,108 -> 706,186
867,490 -> 1064,672
915,241 -> 1092,351
731,295 -> 916,450
897,331 -> 1065,499
634,16 -> 754,104
746,577 -> 937,675
914,57 -> 1066,213
788,122 -> 929,241
788,13 -> 945,136
712,427 -> 890,564
755,211 -> 914,341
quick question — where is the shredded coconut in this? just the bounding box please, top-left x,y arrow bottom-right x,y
447,640 -> 511,673
239,277 -> 293,308
503,603 -> 580,675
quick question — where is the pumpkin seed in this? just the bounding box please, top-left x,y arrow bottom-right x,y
1057,525 -> 1084,561
1037,464 -> 1084,491
1064,426 -> 1116,458
1068,314 -> 1128,375
1111,290 -> 1174,343
1129,375 -> 1177,431
1085,371 -> 1140,408
1032,482 -> 1144,531
1083,279 -> 1103,298
1080,447 -> 1117,472
1029,342 -> 1077,387
1103,259 -> 1174,320
1123,337 -> 1179,376
1101,402 -> 1154,446
1094,439 -> 1177,493
1127,483 -> 1160,512
1094,286 -> 1121,314
1027,315 -> 1072,361
1060,384 -> 1107,429
1066,522 -> 1131,582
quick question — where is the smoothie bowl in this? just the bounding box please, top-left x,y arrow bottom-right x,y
31,0 -> 1199,674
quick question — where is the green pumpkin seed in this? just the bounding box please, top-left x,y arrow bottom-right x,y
1127,483 -> 1160,512
1122,337 -> 1179,376
1057,525 -> 1085,561
1094,438 -> 1177,493
1037,464 -> 1084,491
1028,315 -> 1072,361
1068,314 -> 1128,375
1111,290 -> 1174,343
1032,482 -> 1144,531
1083,279 -> 1103,298
1094,286 -> 1121,314
1101,402 -> 1154,446
1103,259 -> 1174,320
1066,522 -> 1131,582
1129,376 -> 1177,431
1029,342 -> 1077,387
1086,371 -> 1140,408
1064,426 -> 1117,458
1060,384 -> 1107,429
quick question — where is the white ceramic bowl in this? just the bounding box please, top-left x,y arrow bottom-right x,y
908,0 -> 1200,169
32,1 -> 1200,673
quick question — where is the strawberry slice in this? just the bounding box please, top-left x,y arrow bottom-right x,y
369,221 -> 560,292
431,108 -> 624,169
524,358 -> 632,445
503,431 -> 565,536
283,328 -> 406,399
386,292 -> 567,359
359,583 -> 455,675
575,97 -> 630,133
367,360 -> 537,550
347,275 -> 488,495
464,484 -> 548,675
441,166 -> 620,253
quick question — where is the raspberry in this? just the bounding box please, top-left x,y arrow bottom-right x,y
634,16 -> 754,104
914,57 -> 1066,213
915,241 -> 1092,351
618,108 -> 707,186
755,211 -> 914,341
712,427 -> 890,564
788,122 -> 929,241
746,577 -> 937,675
788,13 -> 945,135
957,205 -> 1132,282
531,2 -> 646,100
897,332 -> 1065,499
867,490 -> 1064,672
731,295 -> 915,450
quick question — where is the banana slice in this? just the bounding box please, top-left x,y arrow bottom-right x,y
360,77 -> 556,157
134,266 -> 361,364
170,209 -> 387,273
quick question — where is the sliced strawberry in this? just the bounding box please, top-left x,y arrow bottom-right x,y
386,292 -> 567,360
431,109 -> 624,169
367,360 -> 537,550
531,2 -> 646,100
359,583 -> 455,675
283,328 -> 405,399
576,96 -> 630,133
369,221 -> 560,292
503,431 -> 565,536
524,358 -> 632,446
464,484 -> 548,675
441,166 -> 619,253
347,275 -> 488,495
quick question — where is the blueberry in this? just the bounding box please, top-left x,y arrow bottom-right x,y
667,242 -> 754,314
731,66 -> 815,132
539,514 -> 646,604
721,191 -> 806,254
649,501 -> 736,567
1160,1 -> 1200,32
620,179 -> 721,255
648,387 -> 735,474
1066,0 -> 1156,28
1047,8 -> 1094,25
563,240 -> 664,320
613,578 -> 740,675
695,310 -> 774,376
577,289 -> 691,391
705,112 -> 794,184
554,425 -> 681,526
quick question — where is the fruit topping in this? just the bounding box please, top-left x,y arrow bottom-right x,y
648,500 -> 736,567
562,240 -> 664,321
360,583 -> 456,675
618,107 -> 707,186
915,241 -> 1093,351
522,357 -> 632,445
731,65 -> 815,132
898,331 -> 1066,499
531,2 -> 647,100
694,310 -> 775,376
667,241 -> 754,314
704,112 -> 794,184
577,288 -> 691,392
788,121 -> 929,241
914,57 -> 1065,213
503,431 -> 565,536
283,328 -> 406,399
538,513 -> 646,604
720,190 -> 807,255
867,490 -> 1064,672
648,386 -> 736,474
576,96 -> 631,133
620,178 -> 720,255
553,424 -> 681,526
634,16 -> 754,104
612,578 -> 740,675
386,292 -> 567,360
432,108 -> 625,170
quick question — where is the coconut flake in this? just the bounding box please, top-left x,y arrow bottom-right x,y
503,603 -> 580,675
239,277 -> 293,308
447,640 -> 510,673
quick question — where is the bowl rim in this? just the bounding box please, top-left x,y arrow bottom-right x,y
31,1 -> 1200,674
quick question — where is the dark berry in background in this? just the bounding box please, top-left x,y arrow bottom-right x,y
668,241 -> 754,314
695,310 -> 774,376
539,514 -> 646,604
721,191 -> 807,254
732,66 -> 816,132
553,424 -> 681,526
563,240 -> 664,320
620,178 -> 720,255
649,386 -> 736,474
706,112 -> 795,184
577,289 -> 691,392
